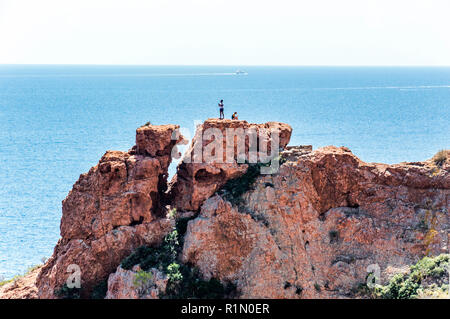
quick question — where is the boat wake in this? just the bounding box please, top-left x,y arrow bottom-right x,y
0,72 -> 246,78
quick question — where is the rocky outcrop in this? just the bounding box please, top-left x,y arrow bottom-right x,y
4,119 -> 448,300
0,266 -> 41,299
105,265 -> 167,299
36,124 -> 183,298
181,146 -> 449,298
169,119 -> 292,211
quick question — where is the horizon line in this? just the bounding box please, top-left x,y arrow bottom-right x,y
1,63 -> 450,68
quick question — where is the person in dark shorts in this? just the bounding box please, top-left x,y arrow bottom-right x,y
218,100 -> 224,119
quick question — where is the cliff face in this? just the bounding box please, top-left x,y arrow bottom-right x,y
36,124 -> 183,298
2,120 -> 448,299
181,146 -> 449,298
169,119 -> 292,211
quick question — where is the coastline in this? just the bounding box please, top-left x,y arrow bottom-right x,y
2,119 -> 448,299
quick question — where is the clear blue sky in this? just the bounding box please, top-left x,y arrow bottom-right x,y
1,0 -> 449,65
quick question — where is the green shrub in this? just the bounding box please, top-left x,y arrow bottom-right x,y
167,263 -> 183,283
119,216 -> 238,299
55,284 -> 81,299
217,152 -> 283,207
167,207 -> 177,219
373,254 -> 449,299
164,230 -> 180,258
416,283 -> 449,299
218,163 -> 264,205
164,264 -> 237,299
121,246 -> 156,270
121,224 -> 182,273
133,270 -> 154,296
140,121 -> 151,127
91,280 -> 108,299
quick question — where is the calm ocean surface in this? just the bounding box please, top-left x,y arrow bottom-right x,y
0,65 -> 449,279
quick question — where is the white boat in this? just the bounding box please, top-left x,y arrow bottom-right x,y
235,70 -> 248,75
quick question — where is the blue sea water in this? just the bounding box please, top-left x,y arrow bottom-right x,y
0,65 -> 449,280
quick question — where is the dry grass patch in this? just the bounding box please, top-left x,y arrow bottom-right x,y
432,150 -> 449,167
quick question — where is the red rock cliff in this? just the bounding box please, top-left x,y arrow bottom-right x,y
3,120 -> 447,299
36,124 -> 184,298
181,146 -> 449,298
169,119 -> 292,211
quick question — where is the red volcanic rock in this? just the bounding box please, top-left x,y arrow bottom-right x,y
0,266 -> 41,299
169,119 -> 292,211
181,196 -> 291,298
135,124 -> 186,191
136,124 -> 183,158
105,265 -> 167,299
60,151 -> 162,240
38,219 -> 173,299
36,124 -> 183,298
181,146 -> 450,298
8,119 -> 448,300
169,162 -> 249,213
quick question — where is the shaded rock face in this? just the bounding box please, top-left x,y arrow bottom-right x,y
105,265 -> 167,299
181,146 -> 449,298
36,124 -> 182,298
169,119 -> 292,211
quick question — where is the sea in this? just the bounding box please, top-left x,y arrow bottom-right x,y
0,65 -> 449,280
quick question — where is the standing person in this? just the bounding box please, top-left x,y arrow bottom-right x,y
218,100 -> 224,119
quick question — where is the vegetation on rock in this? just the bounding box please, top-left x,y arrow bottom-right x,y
120,212 -> 237,299
217,163 -> 262,206
55,284 -> 81,299
432,149 -> 449,167
215,154 -> 285,228
90,280 -> 108,299
217,154 -> 285,207
140,121 -> 152,127
0,264 -> 42,287
133,270 -> 154,296
372,254 -> 449,299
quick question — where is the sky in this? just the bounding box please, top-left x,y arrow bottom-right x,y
0,0 -> 449,65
